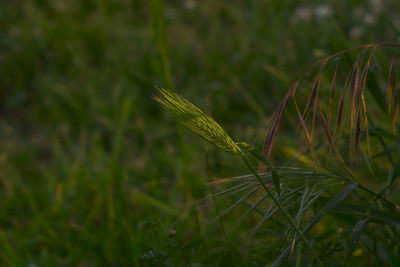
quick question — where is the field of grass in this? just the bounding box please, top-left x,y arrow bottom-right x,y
1,0 -> 400,266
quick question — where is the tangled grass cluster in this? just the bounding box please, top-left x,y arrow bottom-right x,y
155,43 -> 400,266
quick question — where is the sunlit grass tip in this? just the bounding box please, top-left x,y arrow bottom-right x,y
153,88 -> 240,154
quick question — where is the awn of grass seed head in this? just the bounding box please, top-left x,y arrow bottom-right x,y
153,88 -> 240,154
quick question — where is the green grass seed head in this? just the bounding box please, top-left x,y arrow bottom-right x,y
154,88 -> 240,154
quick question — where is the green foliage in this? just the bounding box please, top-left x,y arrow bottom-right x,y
1,0 -> 400,266
139,221 -> 201,266
149,0 -> 173,89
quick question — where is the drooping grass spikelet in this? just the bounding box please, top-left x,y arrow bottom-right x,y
154,88 -> 240,154
263,83 -> 298,159
294,98 -> 319,164
387,57 -> 395,114
393,82 -> 399,132
329,65 -> 338,108
327,64 -> 339,127
264,43 -> 400,162
333,71 -> 351,144
349,57 -> 360,144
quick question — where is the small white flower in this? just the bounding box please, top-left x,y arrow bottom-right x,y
315,4 -> 333,19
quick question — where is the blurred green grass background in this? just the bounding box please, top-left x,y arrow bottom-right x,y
0,0 -> 400,265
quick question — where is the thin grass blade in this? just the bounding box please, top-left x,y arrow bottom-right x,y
344,218 -> 368,266
272,183 -> 357,267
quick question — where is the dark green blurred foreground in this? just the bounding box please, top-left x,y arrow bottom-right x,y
1,0 -> 400,266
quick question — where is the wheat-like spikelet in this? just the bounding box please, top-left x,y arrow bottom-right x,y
154,88 -> 240,154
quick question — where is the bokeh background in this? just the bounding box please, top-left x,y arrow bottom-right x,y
1,0 -> 400,265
